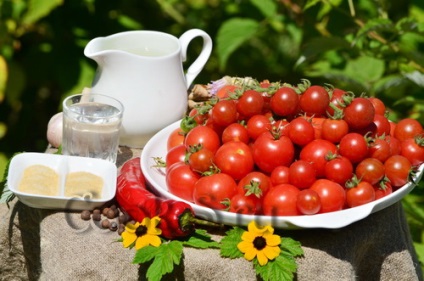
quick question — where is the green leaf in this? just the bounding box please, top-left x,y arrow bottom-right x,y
280,237 -> 304,257
134,241 -> 184,281
254,254 -> 298,281
354,18 -> 395,44
183,228 -> 220,249
344,56 -> 385,84
249,0 -> 277,18
220,227 -> 244,258
216,18 -> 259,71
22,0 -> 63,25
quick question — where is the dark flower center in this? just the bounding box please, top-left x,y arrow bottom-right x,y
253,236 -> 267,250
135,225 -> 148,236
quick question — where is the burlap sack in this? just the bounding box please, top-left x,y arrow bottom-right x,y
0,147 -> 422,281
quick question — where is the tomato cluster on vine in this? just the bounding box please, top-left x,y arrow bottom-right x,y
164,79 -> 424,216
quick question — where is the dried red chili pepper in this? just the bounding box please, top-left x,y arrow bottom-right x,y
116,157 -> 195,239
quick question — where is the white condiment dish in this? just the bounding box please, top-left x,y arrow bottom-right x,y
7,152 -> 117,210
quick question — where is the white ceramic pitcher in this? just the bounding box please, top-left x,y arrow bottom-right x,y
84,29 -> 212,148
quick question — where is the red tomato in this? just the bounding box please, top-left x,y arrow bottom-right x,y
384,155 -> 412,188
166,162 -> 201,202
289,160 -> 316,189
374,180 -> 393,200
400,137 -> 424,166
321,118 -> 349,144
167,127 -> 185,151
324,155 -> 353,186
296,189 -> 321,215
184,125 -> 221,154
368,137 -> 391,163
338,133 -> 369,164
373,114 -> 391,137
355,158 -> 385,185
228,193 -> 258,215
326,88 -> 348,116
262,184 -> 300,216
237,171 -> 272,196
166,144 -> 187,169
343,97 -> 375,130
368,97 -> 386,115
193,173 -> 237,210
394,118 -> 423,141
221,123 -> 250,144
270,165 -> 290,185
246,114 -> 272,140
299,85 -> 330,116
299,139 -> 338,178
236,89 -> 264,118
188,107 -> 209,126
216,85 -> 240,99
346,181 -> 375,208
312,117 -> 325,140
211,99 -> 238,127
252,131 -> 295,173
188,147 -> 214,173
270,86 -> 300,117
287,117 -> 315,147
310,179 -> 346,213
386,135 -> 401,156
214,141 -> 254,180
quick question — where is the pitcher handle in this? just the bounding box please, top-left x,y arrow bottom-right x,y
179,29 -> 213,89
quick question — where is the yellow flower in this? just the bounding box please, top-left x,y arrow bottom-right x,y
121,216 -> 162,250
237,221 -> 281,266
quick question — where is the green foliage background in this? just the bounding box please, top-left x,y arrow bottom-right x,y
0,0 -> 423,274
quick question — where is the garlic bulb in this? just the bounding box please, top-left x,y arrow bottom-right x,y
47,112 -> 63,148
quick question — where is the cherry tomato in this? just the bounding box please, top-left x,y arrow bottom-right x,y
326,88 -> 347,116
184,125 -> 221,154
324,155 -> 353,186
270,165 -> 290,185
368,97 -> 386,115
246,114 -> 272,140
167,127 -> 185,151
346,180 -> 375,208
321,118 -> 349,144
338,133 -> 369,164
166,162 -> 201,202
400,137 -> 424,166
310,179 -> 346,213
228,193 -> 258,215
193,173 -> 237,210
166,144 -> 187,169
289,160 -> 316,189
221,123 -> 250,144
262,184 -> 300,216
384,155 -> 412,188
252,131 -> 295,173
214,141 -> 254,180
270,86 -> 300,117
299,139 -> 338,178
287,117 -> 315,147
188,147 -> 214,173
236,89 -> 264,118
312,117 -> 325,140
189,107 -> 209,126
374,180 -> 393,200
373,114 -> 391,137
343,97 -> 375,130
211,99 -> 238,127
216,84 -> 240,99
299,85 -> 330,116
296,189 -> 321,215
393,118 -> 423,141
368,137 -> 391,163
355,158 -> 385,185
236,171 -> 271,214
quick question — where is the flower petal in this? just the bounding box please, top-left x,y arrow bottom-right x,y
124,222 -> 139,234
263,245 -> 281,260
241,231 -> 257,243
147,234 -> 162,247
244,248 -> 258,261
264,234 -> 281,247
135,235 -> 150,250
256,251 -> 268,266
237,241 -> 254,254
121,231 -> 137,248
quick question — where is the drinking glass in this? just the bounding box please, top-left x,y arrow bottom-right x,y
62,93 -> 124,163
